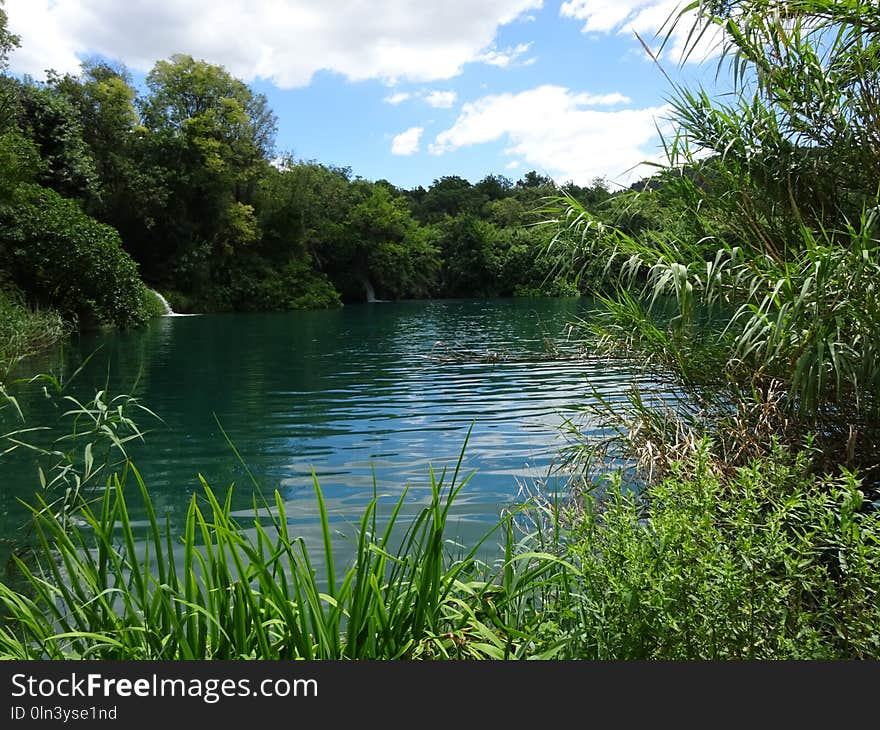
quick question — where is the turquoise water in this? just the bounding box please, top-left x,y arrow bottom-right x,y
2,298 -> 642,561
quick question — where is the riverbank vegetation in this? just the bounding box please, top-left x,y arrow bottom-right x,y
2,434 -> 877,660
0,0 -> 602,336
547,0 -> 880,476
2,0 -> 880,660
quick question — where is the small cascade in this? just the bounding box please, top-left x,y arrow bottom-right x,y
362,278 -> 377,303
150,289 -> 174,316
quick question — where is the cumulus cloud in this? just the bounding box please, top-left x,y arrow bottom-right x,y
4,0 -> 543,86
559,0 -> 724,62
477,42 -> 533,68
424,90 -> 458,109
384,92 -> 411,105
391,126 -> 424,156
429,85 -> 671,185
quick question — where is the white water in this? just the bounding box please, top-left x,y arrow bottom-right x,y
363,278 -> 377,303
150,289 -> 174,315
150,289 -> 200,317
361,277 -> 390,303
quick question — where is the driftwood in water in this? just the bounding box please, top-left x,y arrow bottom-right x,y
422,339 -> 588,364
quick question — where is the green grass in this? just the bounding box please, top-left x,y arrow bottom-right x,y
0,285 -> 67,368
0,430 -> 516,660
2,434 -> 879,660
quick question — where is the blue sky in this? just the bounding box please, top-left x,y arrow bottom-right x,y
5,1 -> 726,189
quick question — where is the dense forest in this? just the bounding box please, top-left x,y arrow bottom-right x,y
0,6 -> 616,341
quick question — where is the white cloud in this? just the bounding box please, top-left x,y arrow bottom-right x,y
506,160 -> 521,169
577,91 -> 631,106
384,88 -> 458,108
391,126 -> 424,156
424,90 -> 457,109
384,92 -> 411,105
559,0 -> 724,62
4,0 -> 544,86
477,42 -> 533,68
429,85 -> 671,185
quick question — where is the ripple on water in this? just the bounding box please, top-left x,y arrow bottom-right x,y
3,299 -> 657,563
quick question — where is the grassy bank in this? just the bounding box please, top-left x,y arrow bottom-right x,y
1,417 -> 878,660
0,285 -> 67,368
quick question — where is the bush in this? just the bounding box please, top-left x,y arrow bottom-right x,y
236,259 -> 342,311
559,443 -> 880,659
0,183 -> 153,328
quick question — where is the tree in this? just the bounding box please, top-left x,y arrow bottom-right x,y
13,81 -> 100,204
0,183 -> 153,327
517,170 -> 553,189
135,55 -> 278,295
51,63 -> 139,208
415,175 -> 484,222
475,173 -> 512,202
258,159 -> 352,266
437,215 -> 500,297
141,54 -> 276,163
0,0 -> 18,71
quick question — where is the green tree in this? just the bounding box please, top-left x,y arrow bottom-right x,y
258,159 -> 352,267
136,55 -> 278,299
414,175 -> 485,223
0,183 -> 153,327
13,81 -> 100,203
0,0 -> 19,128
475,173 -> 513,203
49,63 -> 147,223
0,0 -> 18,71
340,182 -> 439,300
438,215 -> 501,297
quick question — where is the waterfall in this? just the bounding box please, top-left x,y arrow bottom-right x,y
363,278 -> 377,303
150,289 -> 174,316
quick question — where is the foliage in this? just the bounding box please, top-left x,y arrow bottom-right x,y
2,22 -> 599,314
13,80 -> 100,203
2,426 -> 878,659
0,126 -> 42,193
226,258 -> 342,311
0,437 -> 498,660
0,284 -> 67,366
142,288 -> 168,320
0,0 -> 18,72
543,0 -> 880,474
0,183 -> 155,328
558,442 -> 880,659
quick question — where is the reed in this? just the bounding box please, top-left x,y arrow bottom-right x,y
0,429 -> 521,659
2,431 -> 879,659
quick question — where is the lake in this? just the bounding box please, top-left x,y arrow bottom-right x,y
2,298 -> 644,564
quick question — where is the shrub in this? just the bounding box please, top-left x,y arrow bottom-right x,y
0,183 -> 153,328
141,288 -> 168,319
559,443 -> 880,659
237,259 -> 342,311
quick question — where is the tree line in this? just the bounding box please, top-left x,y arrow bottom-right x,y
0,4 -> 612,330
